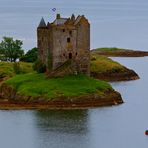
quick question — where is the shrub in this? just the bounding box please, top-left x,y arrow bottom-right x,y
33,60 -> 46,73
13,62 -> 22,74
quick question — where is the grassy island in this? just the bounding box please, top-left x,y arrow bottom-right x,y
0,61 -> 124,109
0,51 -> 139,109
0,73 -> 123,109
92,47 -> 148,57
0,51 -> 141,109
90,53 -> 139,81
94,47 -> 124,52
5,73 -> 112,98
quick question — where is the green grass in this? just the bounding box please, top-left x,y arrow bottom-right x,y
0,56 -> 124,100
91,54 -> 125,73
0,62 -> 34,78
5,73 -> 112,99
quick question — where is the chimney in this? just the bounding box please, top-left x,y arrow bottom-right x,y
56,14 -> 61,19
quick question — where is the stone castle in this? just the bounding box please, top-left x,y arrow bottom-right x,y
37,14 -> 90,76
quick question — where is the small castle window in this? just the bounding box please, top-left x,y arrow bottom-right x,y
67,38 -> 70,43
76,52 -> 77,56
63,29 -> 65,32
69,31 -> 72,36
69,53 -> 72,59
63,53 -> 65,56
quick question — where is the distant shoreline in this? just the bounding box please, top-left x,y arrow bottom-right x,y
91,47 -> 148,57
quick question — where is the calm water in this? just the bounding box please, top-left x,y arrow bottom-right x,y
0,58 -> 148,148
0,0 -> 148,148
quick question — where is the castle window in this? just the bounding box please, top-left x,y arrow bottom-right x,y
69,31 -> 72,36
63,29 -> 65,32
76,52 -> 77,56
69,53 -> 72,59
67,37 -> 70,43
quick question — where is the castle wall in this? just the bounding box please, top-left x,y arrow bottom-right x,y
52,26 -> 77,70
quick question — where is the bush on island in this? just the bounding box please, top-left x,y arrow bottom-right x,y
33,60 -> 46,73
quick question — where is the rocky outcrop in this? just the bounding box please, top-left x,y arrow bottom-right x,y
0,83 -> 123,109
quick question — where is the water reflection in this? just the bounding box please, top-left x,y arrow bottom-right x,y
34,110 -> 90,148
1,57 -> 148,148
35,110 -> 88,134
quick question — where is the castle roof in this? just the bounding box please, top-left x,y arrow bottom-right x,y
53,18 -> 68,25
45,14 -> 89,27
38,17 -> 47,28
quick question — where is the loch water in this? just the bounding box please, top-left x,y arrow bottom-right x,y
0,58 -> 148,148
0,0 -> 148,148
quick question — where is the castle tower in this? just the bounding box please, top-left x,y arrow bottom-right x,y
37,17 -> 48,63
37,14 -> 90,76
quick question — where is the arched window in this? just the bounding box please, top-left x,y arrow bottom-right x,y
69,53 -> 72,59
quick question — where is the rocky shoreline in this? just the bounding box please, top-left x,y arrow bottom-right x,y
0,83 -> 123,109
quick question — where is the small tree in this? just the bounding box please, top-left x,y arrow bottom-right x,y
20,47 -> 38,62
0,37 -> 24,62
